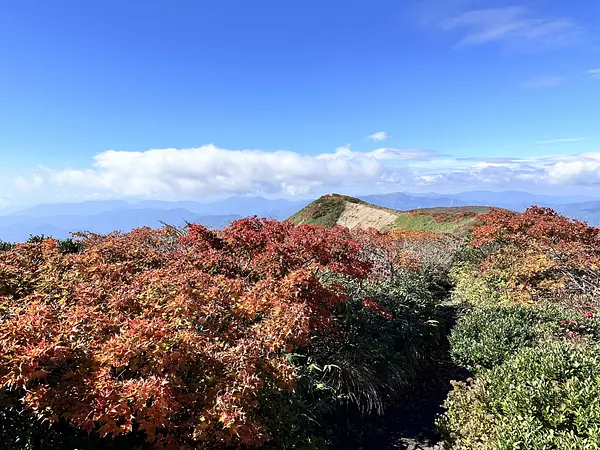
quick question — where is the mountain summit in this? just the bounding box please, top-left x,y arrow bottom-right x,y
288,193 -> 493,233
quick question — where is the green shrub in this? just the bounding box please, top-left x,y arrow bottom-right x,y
25,234 -> 48,243
436,378 -> 495,449
450,262 -> 511,307
439,341 -> 600,449
450,304 -> 579,372
56,237 -> 84,254
0,242 -> 14,251
262,271 -> 444,448
331,272 -> 442,398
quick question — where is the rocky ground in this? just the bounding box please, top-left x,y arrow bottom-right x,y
337,202 -> 398,230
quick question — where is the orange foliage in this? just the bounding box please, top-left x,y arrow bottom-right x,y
0,219 -> 386,448
471,207 -> 600,304
388,229 -> 445,243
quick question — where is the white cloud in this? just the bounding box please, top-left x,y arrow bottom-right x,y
317,146 -> 437,161
535,137 -> 587,144
19,145 -> 430,199
14,145 -> 600,202
442,6 -> 581,50
589,69 -> 600,79
411,152 -> 600,188
368,131 -> 389,141
546,160 -> 600,185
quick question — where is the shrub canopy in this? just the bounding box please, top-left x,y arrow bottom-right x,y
0,218 -> 449,449
0,219 -> 380,448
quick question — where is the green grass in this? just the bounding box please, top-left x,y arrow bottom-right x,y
389,208 -> 490,234
288,194 -> 369,227
408,206 -> 494,214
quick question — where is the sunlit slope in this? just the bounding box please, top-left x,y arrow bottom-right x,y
288,194 -> 495,233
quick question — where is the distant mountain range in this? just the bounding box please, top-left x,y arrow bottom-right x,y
0,196 -> 310,242
13,196 -> 310,219
359,191 -> 596,212
2,191 -> 600,243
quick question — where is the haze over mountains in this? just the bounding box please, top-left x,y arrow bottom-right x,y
359,191 -> 596,212
1,191 -> 600,242
0,197 -> 311,242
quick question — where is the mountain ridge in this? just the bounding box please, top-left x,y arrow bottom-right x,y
3,190 -> 600,243
288,194 -> 493,233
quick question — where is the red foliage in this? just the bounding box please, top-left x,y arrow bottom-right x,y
471,206 -> 600,251
350,229 -> 427,279
388,229 -> 444,243
361,297 -> 393,320
470,207 -> 600,304
0,218 -> 382,448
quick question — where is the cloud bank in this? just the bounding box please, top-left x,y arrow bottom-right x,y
12,145 -> 600,202
15,145 -> 426,199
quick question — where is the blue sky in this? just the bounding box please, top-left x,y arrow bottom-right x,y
1,0 -> 600,207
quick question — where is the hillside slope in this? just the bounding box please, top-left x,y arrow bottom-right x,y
289,194 -> 492,233
391,206 -> 494,234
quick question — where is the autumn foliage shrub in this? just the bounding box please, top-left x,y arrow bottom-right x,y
387,229 -> 462,298
0,218 -> 442,449
388,229 -> 444,242
469,206 -> 600,307
440,206 -> 600,449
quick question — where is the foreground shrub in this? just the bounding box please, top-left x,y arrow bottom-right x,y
0,397 -> 146,450
0,218 -> 440,449
450,304 -> 581,372
321,272 -> 441,410
439,341 -> 600,449
449,262 -> 510,307
258,270 -> 443,448
470,207 -> 600,306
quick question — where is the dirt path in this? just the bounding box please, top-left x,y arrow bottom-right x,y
342,303 -> 469,450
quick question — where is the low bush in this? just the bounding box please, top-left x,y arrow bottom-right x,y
0,219 -> 443,449
449,304 -> 581,372
439,341 -> 600,449
327,272 -> 442,409
259,271 -> 443,448
438,207 -> 600,449
449,262 -> 511,307
0,241 -> 15,251
470,207 -> 600,306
